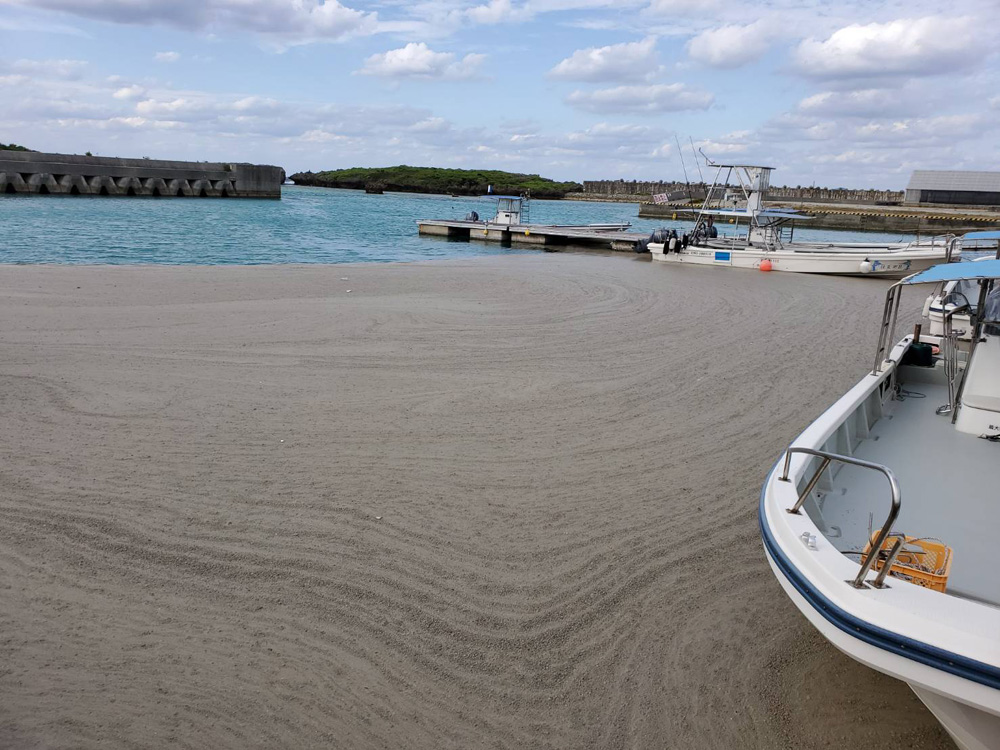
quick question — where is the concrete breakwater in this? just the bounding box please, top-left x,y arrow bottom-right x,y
638,202 -> 1000,234
0,151 -> 285,198
581,180 -> 903,205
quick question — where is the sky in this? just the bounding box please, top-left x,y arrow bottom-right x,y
1,0 -> 998,188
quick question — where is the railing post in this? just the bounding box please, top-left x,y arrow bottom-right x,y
872,535 -> 905,589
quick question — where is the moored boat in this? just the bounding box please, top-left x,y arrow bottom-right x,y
760,259 -> 1000,749
648,160 -> 958,277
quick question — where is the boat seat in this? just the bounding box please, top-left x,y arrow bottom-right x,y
961,335 -> 1000,413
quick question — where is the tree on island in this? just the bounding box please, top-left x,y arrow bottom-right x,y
0,143 -> 35,152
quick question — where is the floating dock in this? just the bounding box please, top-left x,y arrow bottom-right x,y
0,150 -> 285,198
418,219 -> 648,252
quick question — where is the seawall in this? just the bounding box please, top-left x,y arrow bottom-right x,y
580,180 -> 904,204
638,202 -> 1000,234
0,151 -> 285,199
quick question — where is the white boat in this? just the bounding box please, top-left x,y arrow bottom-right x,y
648,161 -> 958,277
760,259 -> 1000,749
925,232 -> 1000,339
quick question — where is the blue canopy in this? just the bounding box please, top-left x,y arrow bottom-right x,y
903,259 -> 1000,285
962,230 -> 1000,241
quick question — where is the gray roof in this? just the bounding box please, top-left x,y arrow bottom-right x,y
906,170 -> 1000,192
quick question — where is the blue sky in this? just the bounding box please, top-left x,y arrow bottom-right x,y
2,0 -> 998,188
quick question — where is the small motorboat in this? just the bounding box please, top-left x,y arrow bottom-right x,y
760,259 -> 1000,749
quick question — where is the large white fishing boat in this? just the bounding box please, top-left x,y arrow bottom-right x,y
760,260 -> 1000,749
647,161 -> 957,277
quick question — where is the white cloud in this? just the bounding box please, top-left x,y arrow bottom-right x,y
10,0 -> 378,46
565,83 -> 713,114
794,16 -> 980,79
112,85 -> 146,100
357,43 -> 485,80
154,51 -> 181,63
687,21 -> 771,68
463,0 -> 532,24
548,37 -> 660,82
11,58 -> 88,80
798,88 -> 930,118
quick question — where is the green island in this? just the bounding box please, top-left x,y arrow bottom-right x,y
1,143 -> 34,152
289,166 -> 582,198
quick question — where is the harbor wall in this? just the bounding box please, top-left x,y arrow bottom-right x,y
579,180 -> 904,205
0,151 -> 285,198
637,202 -> 1000,234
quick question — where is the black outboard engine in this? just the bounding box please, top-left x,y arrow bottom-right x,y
465,210 -> 480,222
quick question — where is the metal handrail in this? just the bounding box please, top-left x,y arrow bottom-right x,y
779,446 -> 901,589
936,302 -> 968,416
871,282 -> 904,374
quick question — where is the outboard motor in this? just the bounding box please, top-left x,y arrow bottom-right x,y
465,210 -> 480,222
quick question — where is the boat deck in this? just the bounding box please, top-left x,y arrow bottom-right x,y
819,368 -> 999,606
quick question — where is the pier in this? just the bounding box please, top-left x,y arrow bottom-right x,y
418,219 -> 648,252
0,151 -> 285,198
419,193 -> 648,251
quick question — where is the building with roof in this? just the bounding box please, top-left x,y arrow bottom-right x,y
905,171 -> 1000,206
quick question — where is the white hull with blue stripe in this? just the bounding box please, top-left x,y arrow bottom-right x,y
761,260 -> 1000,749
648,241 -> 951,277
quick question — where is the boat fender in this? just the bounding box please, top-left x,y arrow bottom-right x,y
668,237 -> 677,252
921,295 -> 933,318
760,259 -> 772,272
859,259 -> 874,274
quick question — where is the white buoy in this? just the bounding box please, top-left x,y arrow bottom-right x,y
859,259 -> 874,274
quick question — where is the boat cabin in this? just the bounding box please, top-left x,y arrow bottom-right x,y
691,162 -> 810,250
483,195 -> 528,226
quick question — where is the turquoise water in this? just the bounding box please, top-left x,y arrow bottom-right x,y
0,186 -> 919,265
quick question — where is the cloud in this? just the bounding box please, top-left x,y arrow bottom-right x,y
357,43 -> 485,80
10,58 -> 88,80
548,37 -> 660,82
794,16 -> 980,79
565,83 -> 713,114
154,51 -> 181,63
693,131 -> 755,156
10,0 -> 378,46
687,21 -> 771,68
798,88 -> 928,118
112,85 -> 146,100
463,0 -> 532,24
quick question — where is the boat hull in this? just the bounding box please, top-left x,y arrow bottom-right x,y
760,336 -> 1000,749
648,244 -> 951,277
764,545 -> 1000,750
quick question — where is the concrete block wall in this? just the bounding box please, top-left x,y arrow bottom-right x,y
0,151 -> 285,198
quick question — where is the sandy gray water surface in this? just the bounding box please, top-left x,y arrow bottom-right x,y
0,255 -> 949,748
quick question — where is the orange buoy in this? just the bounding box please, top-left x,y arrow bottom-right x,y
760,259 -> 773,272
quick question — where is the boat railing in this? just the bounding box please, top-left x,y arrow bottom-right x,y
779,446 -> 901,590
935,302 -> 970,416
872,282 -> 904,374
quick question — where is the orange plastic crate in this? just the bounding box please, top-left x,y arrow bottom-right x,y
861,534 -> 953,593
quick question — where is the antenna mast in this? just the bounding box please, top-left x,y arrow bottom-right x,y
674,133 -> 692,199
689,137 -> 705,184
